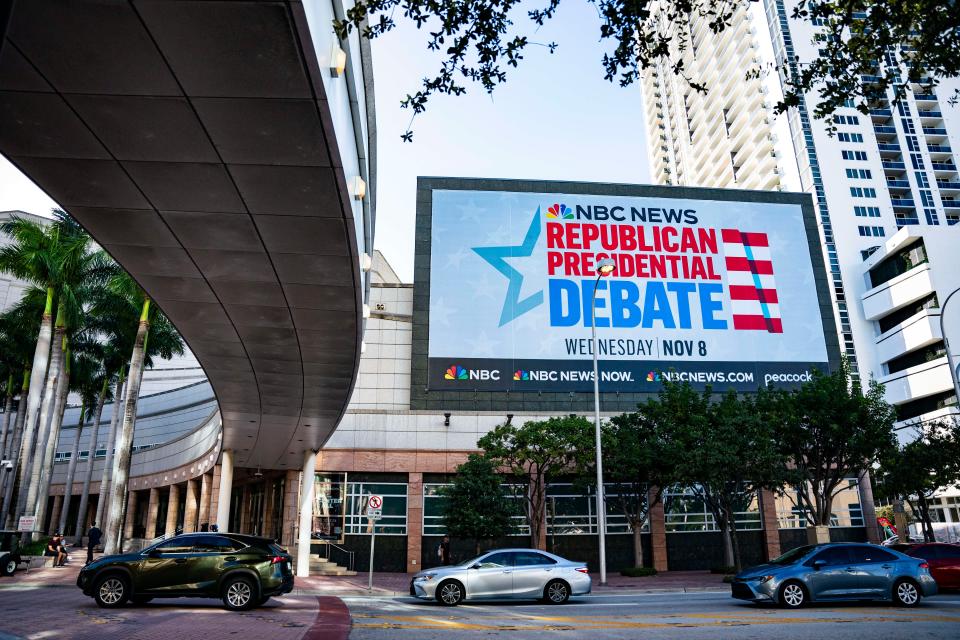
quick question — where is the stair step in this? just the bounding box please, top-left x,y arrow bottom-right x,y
316,569 -> 357,576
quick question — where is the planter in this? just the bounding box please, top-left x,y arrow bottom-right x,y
806,525 -> 831,545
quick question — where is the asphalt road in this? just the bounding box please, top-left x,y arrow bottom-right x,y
344,591 -> 960,639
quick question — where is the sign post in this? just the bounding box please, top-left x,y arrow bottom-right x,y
366,495 -> 383,591
17,515 -> 35,533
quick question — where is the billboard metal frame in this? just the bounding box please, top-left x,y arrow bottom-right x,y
411,177 -> 842,412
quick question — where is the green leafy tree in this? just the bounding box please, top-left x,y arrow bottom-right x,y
601,406 -> 683,568
335,0 -> 959,140
637,382 -> 790,570
775,362 -> 897,533
478,416 -> 593,550
876,419 -> 960,542
440,454 -> 516,556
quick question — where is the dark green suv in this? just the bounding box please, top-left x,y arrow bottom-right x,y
77,532 -> 294,611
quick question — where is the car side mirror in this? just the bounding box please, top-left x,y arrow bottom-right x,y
470,563 -> 480,570
812,559 -> 826,571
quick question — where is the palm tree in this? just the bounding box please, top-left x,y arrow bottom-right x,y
0,213 -> 76,527
73,345 -> 117,544
0,302 -> 42,527
102,271 -> 184,554
57,347 -> 101,535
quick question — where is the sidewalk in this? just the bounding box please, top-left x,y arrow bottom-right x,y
295,570 -> 730,597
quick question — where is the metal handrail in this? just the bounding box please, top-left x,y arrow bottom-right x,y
321,540 -> 355,571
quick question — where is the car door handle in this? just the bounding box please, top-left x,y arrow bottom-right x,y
881,564 -> 893,569
845,567 -> 856,572
502,570 -> 512,574
225,556 -> 237,562
175,558 -> 188,564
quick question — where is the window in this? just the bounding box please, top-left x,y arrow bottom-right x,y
776,479 -> 864,528
808,547 -> 852,566
850,187 -> 876,197
842,150 -> 868,160
854,206 -> 881,217
858,225 -> 885,237
846,168 -> 872,179
663,485 -> 761,532
838,132 -> 864,143
480,552 -> 514,568
345,482 -> 407,535
848,546 -> 897,563
514,552 -> 557,566
869,239 -> 927,287
153,539 -> 194,554
835,115 -> 860,125
193,535 -> 244,552
910,546 -> 942,561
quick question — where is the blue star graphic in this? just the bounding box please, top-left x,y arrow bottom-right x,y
472,208 -> 543,327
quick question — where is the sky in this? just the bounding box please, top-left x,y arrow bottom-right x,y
0,2 -> 650,282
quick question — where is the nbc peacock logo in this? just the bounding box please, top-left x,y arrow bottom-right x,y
445,365 -> 469,380
513,369 -> 530,381
546,203 -> 573,220
646,371 -> 662,382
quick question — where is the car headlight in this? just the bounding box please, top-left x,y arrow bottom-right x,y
756,575 -> 774,584
415,574 -> 436,582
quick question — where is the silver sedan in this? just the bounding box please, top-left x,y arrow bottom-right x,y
410,548 -> 592,605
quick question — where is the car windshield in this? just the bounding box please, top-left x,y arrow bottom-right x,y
769,545 -> 816,565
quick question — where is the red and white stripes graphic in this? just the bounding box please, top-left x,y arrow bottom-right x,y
721,229 -> 783,334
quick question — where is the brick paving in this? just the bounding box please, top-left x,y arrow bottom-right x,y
0,562 -> 328,640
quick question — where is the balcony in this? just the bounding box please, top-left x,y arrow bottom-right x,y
925,145 -> 952,154
862,263 -> 934,321
882,161 -> 907,171
917,110 -> 943,119
937,181 -> 960,190
877,143 -> 901,155
890,198 -> 916,208
943,199 -> 960,209
877,358 -> 955,406
931,162 -> 958,172
913,93 -> 937,102
870,108 -> 893,120
873,125 -> 898,137
886,179 -> 911,189
874,310 -> 942,365
922,127 -> 948,137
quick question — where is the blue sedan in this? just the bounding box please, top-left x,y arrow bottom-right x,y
731,543 -> 937,608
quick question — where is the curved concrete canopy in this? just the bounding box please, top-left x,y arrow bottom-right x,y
0,1 -> 364,469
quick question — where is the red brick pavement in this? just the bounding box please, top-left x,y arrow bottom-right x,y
0,562 -> 341,640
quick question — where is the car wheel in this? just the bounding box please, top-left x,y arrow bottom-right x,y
258,596 -> 271,606
779,581 -> 806,609
222,576 -> 257,611
131,595 -> 153,605
544,580 -> 570,604
94,574 -> 130,608
1,558 -> 16,577
436,580 -> 464,606
893,579 -> 921,607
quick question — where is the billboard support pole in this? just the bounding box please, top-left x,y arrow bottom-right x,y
591,259 -> 615,586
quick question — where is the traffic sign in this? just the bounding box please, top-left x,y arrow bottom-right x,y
368,495 -> 383,509
367,508 -> 382,521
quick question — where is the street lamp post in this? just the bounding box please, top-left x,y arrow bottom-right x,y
940,287 -> 960,410
591,258 -> 616,586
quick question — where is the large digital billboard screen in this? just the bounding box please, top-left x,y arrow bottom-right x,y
423,182 -> 832,392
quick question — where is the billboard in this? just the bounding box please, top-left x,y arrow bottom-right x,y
422,182 -> 832,393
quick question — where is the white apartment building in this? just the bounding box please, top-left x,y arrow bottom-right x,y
640,0 -> 960,427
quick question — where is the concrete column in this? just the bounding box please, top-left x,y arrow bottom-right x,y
122,490 -> 137,544
216,451 -> 233,532
406,472 -> 423,573
239,484 -> 252,533
198,472 -> 212,528
648,487 -> 668,572
48,495 -> 63,534
209,466 -> 221,525
164,484 -> 180,537
858,470 -> 881,544
281,470 -> 299,548
262,478 -> 275,540
145,488 -> 160,540
296,450 -> 317,577
760,489 -> 782,561
184,478 -> 199,533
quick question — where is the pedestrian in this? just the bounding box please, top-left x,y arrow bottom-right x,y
200,522 -> 209,532
86,522 -> 102,565
46,533 -> 67,567
438,535 -> 451,566
210,523 -> 218,532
